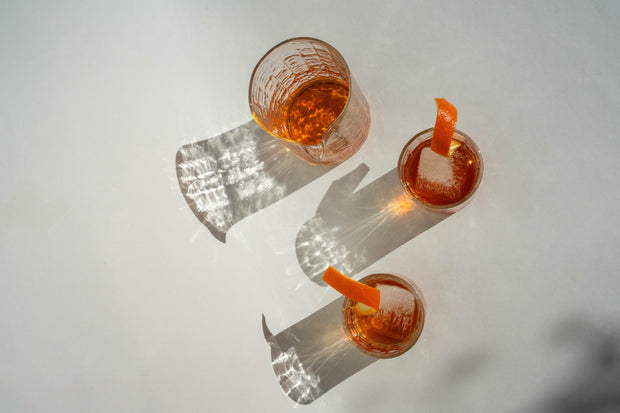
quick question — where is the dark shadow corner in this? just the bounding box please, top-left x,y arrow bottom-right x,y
535,317 -> 620,413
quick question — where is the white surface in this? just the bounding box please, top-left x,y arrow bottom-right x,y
1,1 -> 619,412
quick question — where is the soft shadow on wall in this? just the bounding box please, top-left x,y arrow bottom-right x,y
535,317 -> 620,413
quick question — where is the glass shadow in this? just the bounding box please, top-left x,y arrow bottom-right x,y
262,298 -> 377,405
176,120 -> 334,242
296,163 -> 451,284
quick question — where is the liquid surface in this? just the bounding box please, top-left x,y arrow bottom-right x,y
401,138 -> 480,206
344,276 -> 424,357
285,81 -> 348,146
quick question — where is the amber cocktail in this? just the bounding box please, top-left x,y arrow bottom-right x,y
249,37 -> 370,165
343,273 -> 425,358
398,128 -> 483,212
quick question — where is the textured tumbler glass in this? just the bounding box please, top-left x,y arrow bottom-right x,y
249,37 -> 371,165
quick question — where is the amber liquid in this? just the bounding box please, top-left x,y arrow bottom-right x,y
401,138 -> 481,206
284,80 -> 349,146
344,275 -> 424,357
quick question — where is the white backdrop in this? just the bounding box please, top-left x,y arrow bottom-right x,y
1,1 -> 619,412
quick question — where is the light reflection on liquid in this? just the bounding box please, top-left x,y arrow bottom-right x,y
296,165 -> 449,284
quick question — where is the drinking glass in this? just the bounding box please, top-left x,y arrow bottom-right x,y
343,273 -> 425,359
398,128 -> 483,213
249,37 -> 370,165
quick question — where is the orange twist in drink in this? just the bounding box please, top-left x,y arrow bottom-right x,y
398,98 -> 483,210
323,267 -> 425,358
430,97 -> 458,157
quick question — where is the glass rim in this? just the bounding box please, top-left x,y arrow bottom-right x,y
248,37 -> 353,147
342,273 -> 425,359
397,127 -> 484,211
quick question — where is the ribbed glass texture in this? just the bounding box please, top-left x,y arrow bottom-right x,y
249,38 -> 370,164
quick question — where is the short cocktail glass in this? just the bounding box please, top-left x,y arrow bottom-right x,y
249,37 -> 370,165
398,128 -> 483,213
343,273 -> 425,359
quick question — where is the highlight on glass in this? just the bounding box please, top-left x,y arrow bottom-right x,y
398,98 -> 483,213
323,267 -> 425,359
249,37 -> 370,165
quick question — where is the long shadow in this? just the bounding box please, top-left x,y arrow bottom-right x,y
175,120 -> 334,242
262,298 -> 377,405
296,163 -> 451,284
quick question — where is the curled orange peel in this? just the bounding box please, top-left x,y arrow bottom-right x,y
322,266 -> 380,311
431,98 -> 458,157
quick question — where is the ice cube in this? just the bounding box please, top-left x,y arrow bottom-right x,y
372,284 -> 416,340
414,147 -> 469,203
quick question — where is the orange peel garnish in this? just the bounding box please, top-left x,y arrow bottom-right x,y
431,98 -> 458,157
353,302 -> 378,316
322,266 -> 380,311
